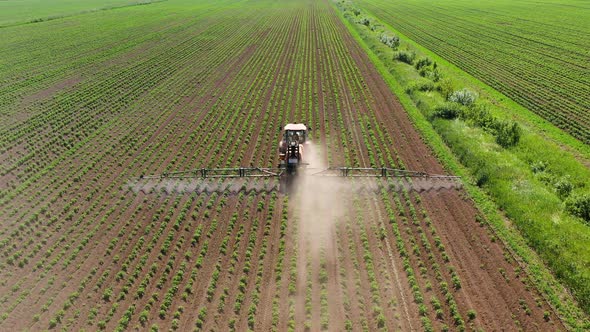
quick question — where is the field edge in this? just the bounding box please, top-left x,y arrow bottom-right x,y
330,1 -> 590,329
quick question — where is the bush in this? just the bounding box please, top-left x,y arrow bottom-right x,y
474,161 -> 493,187
419,81 -> 435,91
431,102 -> 463,120
415,57 -> 433,70
463,104 -> 495,128
448,88 -> 478,106
379,33 -> 400,49
494,120 -> 521,148
554,176 -> 573,199
394,50 -> 416,64
408,80 -> 435,92
359,17 -> 370,26
565,193 -> 590,223
436,78 -> 454,99
462,104 -> 521,147
530,160 -> 548,174
419,67 -> 443,81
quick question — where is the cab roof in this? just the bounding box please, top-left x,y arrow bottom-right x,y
284,123 -> 307,131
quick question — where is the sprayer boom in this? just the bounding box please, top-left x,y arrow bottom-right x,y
137,166 -> 460,194
140,167 -> 283,179
139,166 -> 458,180
136,123 -> 460,194
309,167 -> 460,179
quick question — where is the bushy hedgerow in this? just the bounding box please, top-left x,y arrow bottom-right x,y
406,79 -> 435,93
393,50 -> 416,64
494,120 -> 521,148
554,176 -> 573,199
565,193 -> 590,223
379,33 -> 400,49
430,101 -> 523,148
448,88 -> 478,106
436,78 -> 455,100
431,102 -> 463,120
462,105 -> 521,147
415,57 -> 433,70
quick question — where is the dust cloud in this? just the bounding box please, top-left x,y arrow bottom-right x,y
292,143 -> 352,253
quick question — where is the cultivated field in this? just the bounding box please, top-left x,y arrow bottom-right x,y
354,0 -> 590,144
0,0 -> 574,331
0,0 -> 161,27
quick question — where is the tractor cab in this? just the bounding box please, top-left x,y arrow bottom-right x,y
278,123 -> 309,169
283,123 -> 308,145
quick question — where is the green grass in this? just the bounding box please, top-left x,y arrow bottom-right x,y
334,0 -> 590,327
353,0 -> 590,145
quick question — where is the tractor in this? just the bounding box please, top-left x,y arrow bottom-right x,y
137,123 -> 460,194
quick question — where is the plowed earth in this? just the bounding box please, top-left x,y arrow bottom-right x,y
0,0 -> 565,331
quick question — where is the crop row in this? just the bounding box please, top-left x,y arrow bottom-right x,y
353,0 -> 590,143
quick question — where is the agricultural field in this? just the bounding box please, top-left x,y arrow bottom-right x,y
352,0 -> 590,144
0,0 -> 583,331
0,0 -> 163,27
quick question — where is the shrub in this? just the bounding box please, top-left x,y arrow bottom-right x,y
394,50 -> 416,64
467,309 -> 477,320
565,193 -> 590,223
408,80 -> 435,93
462,104 -> 521,147
531,160 -> 548,174
494,120 -> 521,148
463,104 -> 495,128
419,67 -> 442,81
359,17 -> 370,26
415,57 -> 433,70
473,161 -> 494,187
379,33 -> 400,49
432,102 -> 463,120
436,78 -> 454,100
554,176 -> 573,199
370,24 -> 381,32
448,88 -> 478,106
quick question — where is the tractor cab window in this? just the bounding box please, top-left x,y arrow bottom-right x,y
294,130 -> 305,142
285,130 -> 306,144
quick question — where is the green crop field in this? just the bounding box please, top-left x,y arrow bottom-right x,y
353,0 -> 590,144
0,0 -> 162,27
1,0 -> 589,330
